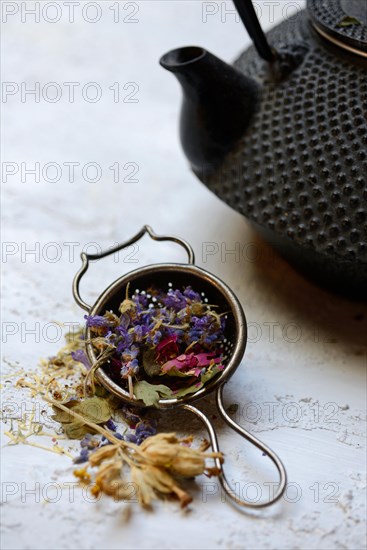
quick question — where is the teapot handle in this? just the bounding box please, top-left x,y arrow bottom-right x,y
232,0 -> 276,62
184,384 -> 287,509
72,225 -> 195,312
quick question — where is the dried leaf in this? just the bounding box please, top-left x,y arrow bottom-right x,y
173,366 -> 222,398
200,365 -> 221,384
64,421 -> 92,439
51,400 -> 78,423
74,396 -> 111,424
337,15 -> 361,27
142,350 -> 161,377
53,397 -> 111,440
173,383 -> 203,398
133,380 -> 172,407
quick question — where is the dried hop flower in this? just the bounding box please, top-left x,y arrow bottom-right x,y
140,433 -> 223,478
131,464 -> 192,508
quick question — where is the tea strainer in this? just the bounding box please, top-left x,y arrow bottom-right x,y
73,225 -> 287,509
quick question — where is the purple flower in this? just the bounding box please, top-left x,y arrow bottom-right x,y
187,314 -> 224,345
84,314 -> 111,328
152,331 -> 162,346
126,421 -> 157,445
105,419 -> 117,432
118,314 -> 130,330
161,289 -> 187,311
73,448 -> 89,464
140,311 -> 154,327
80,434 -> 92,448
145,327 -> 163,346
121,346 -> 139,362
202,333 -> 220,345
132,293 -> 148,308
125,433 -> 138,444
183,286 -> 201,302
135,420 -> 157,445
121,359 -> 139,377
120,346 -> 139,377
132,325 -> 143,342
71,349 -> 91,370
116,330 -> 134,353
120,406 -> 141,426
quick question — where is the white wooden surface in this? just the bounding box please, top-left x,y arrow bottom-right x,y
2,2 -> 366,549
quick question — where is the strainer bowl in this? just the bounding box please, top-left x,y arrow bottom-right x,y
85,264 -> 245,408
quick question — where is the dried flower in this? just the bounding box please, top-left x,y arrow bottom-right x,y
73,467 -> 91,483
87,285 -> 227,406
71,350 -> 91,370
139,432 -> 222,477
131,464 -> 192,508
93,459 -> 132,500
6,309 -> 225,513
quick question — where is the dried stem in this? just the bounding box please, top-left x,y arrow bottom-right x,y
45,397 -> 147,461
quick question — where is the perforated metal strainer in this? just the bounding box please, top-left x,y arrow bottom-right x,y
73,226 -> 287,509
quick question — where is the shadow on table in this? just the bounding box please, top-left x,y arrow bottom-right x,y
244,232 -> 367,350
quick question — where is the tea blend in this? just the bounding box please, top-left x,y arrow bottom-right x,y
4,297 -> 224,510
84,284 -> 227,406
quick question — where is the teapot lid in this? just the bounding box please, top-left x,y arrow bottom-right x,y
308,0 -> 367,57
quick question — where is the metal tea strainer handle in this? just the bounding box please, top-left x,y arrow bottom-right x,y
73,225 -> 195,311
183,386 -> 287,509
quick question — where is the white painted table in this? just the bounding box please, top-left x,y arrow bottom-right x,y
2,2 -> 366,549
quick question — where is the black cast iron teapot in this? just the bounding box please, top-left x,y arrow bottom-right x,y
160,0 -> 367,300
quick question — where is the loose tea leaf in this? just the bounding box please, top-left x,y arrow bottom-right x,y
75,396 -> 111,423
52,396 -> 111,437
337,15 -> 362,27
174,383 -> 203,398
142,350 -> 162,377
52,400 -> 78,423
173,365 -> 222,398
64,420 -> 92,439
134,380 -> 172,407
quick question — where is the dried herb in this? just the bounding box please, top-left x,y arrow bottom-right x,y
85,285 -> 227,406
3,325 -> 224,510
133,380 -> 172,407
226,403 -> 239,415
49,399 -> 223,508
337,15 -> 362,27
52,396 -> 112,439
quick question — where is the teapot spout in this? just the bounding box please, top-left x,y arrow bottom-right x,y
160,47 -> 259,174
